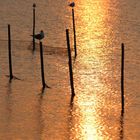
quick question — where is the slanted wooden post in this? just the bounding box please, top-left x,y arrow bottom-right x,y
8,24 -> 13,80
72,8 -> 77,58
32,3 -> 36,51
39,42 -> 50,91
66,29 -> 75,102
121,43 -> 125,112
40,42 -> 46,89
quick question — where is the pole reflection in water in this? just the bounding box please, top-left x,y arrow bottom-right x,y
119,110 -> 124,140
69,0 -> 122,139
1,81 -> 44,139
5,83 -> 12,140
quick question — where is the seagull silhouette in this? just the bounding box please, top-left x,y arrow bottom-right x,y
32,30 -> 44,40
69,2 -> 75,7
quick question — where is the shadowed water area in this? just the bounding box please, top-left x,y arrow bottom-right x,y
0,0 -> 140,139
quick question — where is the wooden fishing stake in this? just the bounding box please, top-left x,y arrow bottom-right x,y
72,8 -> 77,58
39,42 -> 49,90
121,43 -> 125,112
66,29 -> 75,102
32,3 -> 36,51
8,24 -> 13,80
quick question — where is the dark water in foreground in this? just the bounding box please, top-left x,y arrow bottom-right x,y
0,0 -> 140,139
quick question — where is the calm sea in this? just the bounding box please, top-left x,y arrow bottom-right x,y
0,0 -> 140,139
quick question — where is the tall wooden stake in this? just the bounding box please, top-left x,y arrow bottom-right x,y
66,29 -> 75,102
40,42 -> 46,89
8,24 -> 13,80
32,3 -> 36,51
72,8 -> 77,58
121,43 -> 125,112
39,42 -> 50,91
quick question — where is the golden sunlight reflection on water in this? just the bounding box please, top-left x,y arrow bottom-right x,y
69,0 -> 122,139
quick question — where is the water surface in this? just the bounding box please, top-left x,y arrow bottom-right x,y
0,0 -> 140,139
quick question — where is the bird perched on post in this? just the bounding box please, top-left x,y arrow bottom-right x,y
69,2 -> 75,7
31,30 -> 44,41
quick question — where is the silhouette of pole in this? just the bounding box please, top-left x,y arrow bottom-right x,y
121,43 -> 125,112
72,8 -> 77,58
66,29 -> 75,101
32,3 -> 36,51
8,24 -> 13,80
40,42 -> 46,89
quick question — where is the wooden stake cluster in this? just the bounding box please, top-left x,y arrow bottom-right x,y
7,23 -> 49,89
5,4 -> 126,107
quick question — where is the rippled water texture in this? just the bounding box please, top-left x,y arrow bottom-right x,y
0,0 -> 140,140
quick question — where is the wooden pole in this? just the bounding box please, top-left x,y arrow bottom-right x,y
66,29 -> 75,101
8,24 -> 13,80
121,43 -> 125,112
32,3 -> 36,51
40,42 -> 46,89
72,8 -> 77,58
